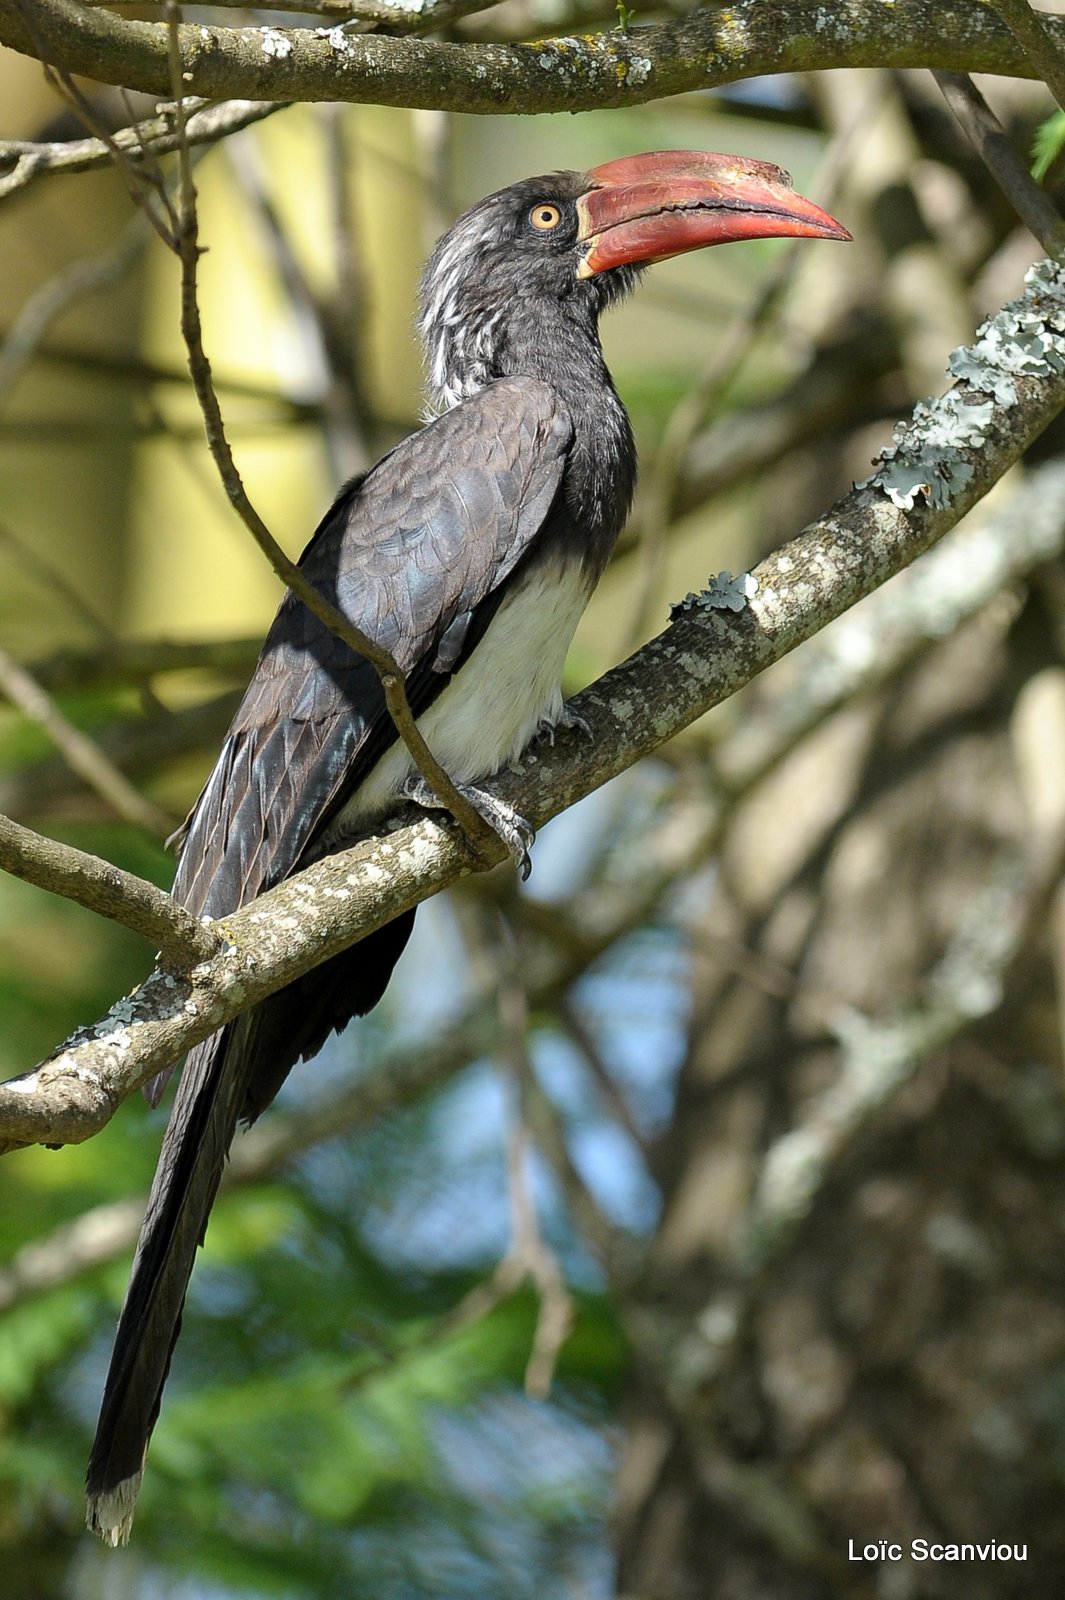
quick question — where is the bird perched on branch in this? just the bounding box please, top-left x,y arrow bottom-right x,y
86,149 -> 849,1543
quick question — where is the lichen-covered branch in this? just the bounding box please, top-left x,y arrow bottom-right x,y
0,0 -> 1061,114
4,259 -> 1065,1155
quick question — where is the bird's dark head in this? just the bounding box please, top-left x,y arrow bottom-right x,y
419,150 -> 850,411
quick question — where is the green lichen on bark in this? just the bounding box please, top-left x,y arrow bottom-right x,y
863,261 -> 1065,510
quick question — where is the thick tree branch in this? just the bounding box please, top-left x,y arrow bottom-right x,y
4,259 -> 1065,1155
0,0 -> 1063,114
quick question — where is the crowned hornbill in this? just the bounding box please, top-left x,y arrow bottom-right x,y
86,150 -> 849,1542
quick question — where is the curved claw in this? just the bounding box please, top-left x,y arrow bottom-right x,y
402,775 -> 536,879
536,704 -> 593,747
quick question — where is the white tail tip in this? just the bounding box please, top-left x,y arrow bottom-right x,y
86,1471 -> 142,1546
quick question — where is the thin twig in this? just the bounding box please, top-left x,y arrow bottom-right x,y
496,948 -> 575,1399
223,120 -> 371,480
0,647 -> 175,836
0,216 -> 150,406
0,812 -> 219,969
452,901 -> 576,1394
161,8 -> 499,862
36,55 -> 179,248
558,996 -> 650,1157
0,100 -> 283,203
20,636 -> 261,696
0,522 -> 170,720
320,102 -> 374,479
0,523 -> 117,646
0,692 -> 240,825
933,70 -> 1065,257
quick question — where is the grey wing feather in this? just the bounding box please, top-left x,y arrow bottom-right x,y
173,378 -> 571,923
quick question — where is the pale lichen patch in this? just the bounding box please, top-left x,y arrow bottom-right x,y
861,259 -> 1065,510
670,570 -> 757,618
259,27 -> 293,59
315,26 -> 353,54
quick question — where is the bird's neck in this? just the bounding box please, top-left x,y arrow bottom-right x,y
427,296 -> 637,572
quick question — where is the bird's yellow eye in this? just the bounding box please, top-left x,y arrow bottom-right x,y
529,203 -> 562,231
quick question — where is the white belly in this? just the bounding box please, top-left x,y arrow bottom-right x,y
335,559 -> 592,833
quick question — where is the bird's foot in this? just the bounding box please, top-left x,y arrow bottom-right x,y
402,775 -> 535,880
536,704 -> 593,747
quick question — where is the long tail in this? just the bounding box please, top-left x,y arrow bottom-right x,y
85,1025 -> 246,1545
85,913 -> 415,1544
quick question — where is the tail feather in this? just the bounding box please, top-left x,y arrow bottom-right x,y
85,915 -> 417,1543
85,1025 -> 246,1544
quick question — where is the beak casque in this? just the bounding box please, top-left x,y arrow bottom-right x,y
576,149 -> 851,278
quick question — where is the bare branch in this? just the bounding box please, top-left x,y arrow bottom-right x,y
0,813 -> 220,970
0,691 -> 239,826
0,647 -> 175,836
933,70 -> 1065,257
0,99 -> 283,202
0,523 -> 117,647
0,217 -> 148,404
18,637 -> 261,697
489,924 -> 575,1398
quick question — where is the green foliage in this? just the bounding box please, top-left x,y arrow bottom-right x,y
0,1069 -> 628,1595
1033,110 -> 1065,182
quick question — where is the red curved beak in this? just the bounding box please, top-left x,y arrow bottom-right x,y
576,149 -> 851,279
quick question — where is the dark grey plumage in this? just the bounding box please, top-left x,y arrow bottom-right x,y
87,171 -> 638,1541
